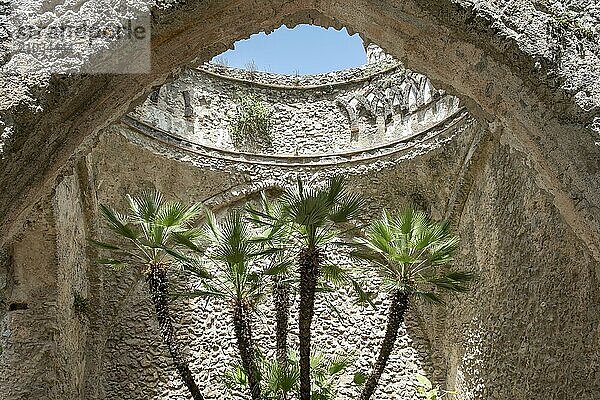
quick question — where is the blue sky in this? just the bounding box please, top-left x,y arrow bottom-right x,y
211,25 -> 367,75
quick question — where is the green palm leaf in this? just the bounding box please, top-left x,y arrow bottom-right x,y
320,263 -> 350,287
155,201 -> 203,228
94,191 -> 210,280
171,228 -> 207,252
127,190 -> 163,224
99,204 -> 139,240
329,192 -> 364,223
261,259 -> 293,276
356,206 -> 473,297
97,258 -> 129,271
422,271 -> 474,292
414,290 -> 444,305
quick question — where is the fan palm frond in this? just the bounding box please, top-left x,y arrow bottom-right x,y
156,200 -> 203,229
202,207 -> 220,242
324,175 -> 345,203
320,263 -> 350,287
329,192 -> 364,223
99,204 -> 139,240
421,271 -> 474,293
413,290 -> 445,305
127,190 -> 163,224
184,208 -> 267,306
166,249 -> 212,279
224,363 -> 248,390
327,354 -> 353,375
261,258 -> 293,276
356,206 -> 471,296
393,207 -> 426,237
171,227 -> 207,252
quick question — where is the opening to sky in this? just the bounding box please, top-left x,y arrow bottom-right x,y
211,25 -> 367,75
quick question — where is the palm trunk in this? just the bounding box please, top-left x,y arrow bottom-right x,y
298,246 -> 321,400
274,275 -> 290,400
274,275 -> 290,367
360,290 -> 409,400
146,265 -> 204,400
233,299 -> 261,400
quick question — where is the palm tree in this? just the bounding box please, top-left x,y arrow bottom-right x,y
92,191 -> 206,400
247,192 -> 294,373
183,209 -> 265,400
352,208 -> 473,400
247,177 -> 364,400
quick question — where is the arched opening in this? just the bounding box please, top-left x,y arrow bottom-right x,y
211,24 -> 366,75
127,32 -> 461,159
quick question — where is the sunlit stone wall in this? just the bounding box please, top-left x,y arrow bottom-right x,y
90,114 -> 480,400
129,61 -> 460,156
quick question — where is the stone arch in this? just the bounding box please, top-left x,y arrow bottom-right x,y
2,1 -> 597,249
1,1 -> 599,399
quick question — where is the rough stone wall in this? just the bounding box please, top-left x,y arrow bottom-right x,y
130,62 -> 458,155
0,199 -> 61,399
1,1 -> 600,399
1,0 -> 598,244
96,59 -> 474,397
365,44 -> 392,64
79,108 -> 480,400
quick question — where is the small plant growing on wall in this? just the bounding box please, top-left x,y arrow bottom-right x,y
549,10 -> 595,40
413,373 -> 457,399
229,94 -> 274,151
245,60 -> 258,80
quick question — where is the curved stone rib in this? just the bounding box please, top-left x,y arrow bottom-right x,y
197,61 -> 402,90
120,108 -> 469,167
